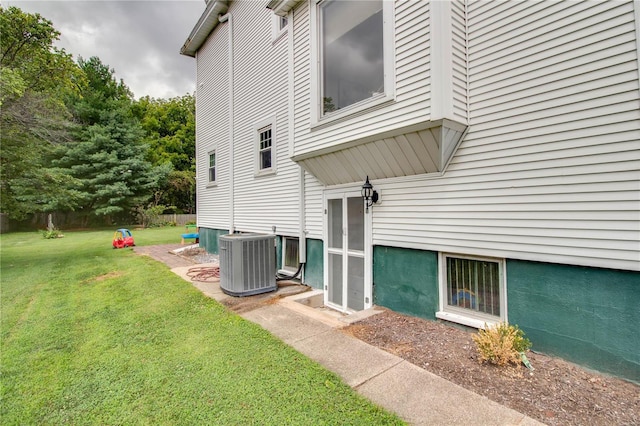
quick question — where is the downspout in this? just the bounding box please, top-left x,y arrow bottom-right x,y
285,9 -> 307,269
219,12 -> 235,234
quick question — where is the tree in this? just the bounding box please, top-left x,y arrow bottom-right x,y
70,56 -> 132,126
55,107 -> 171,224
56,57 -> 170,224
133,94 -> 196,212
0,6 -> 84,219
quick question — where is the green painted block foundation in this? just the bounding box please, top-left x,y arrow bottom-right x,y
303,238 -> 323,289
373,246 -> 438,319
507,260 -> 640,383
198,228 -> 228,254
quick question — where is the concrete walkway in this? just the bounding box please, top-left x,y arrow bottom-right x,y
137,245 -> 544,426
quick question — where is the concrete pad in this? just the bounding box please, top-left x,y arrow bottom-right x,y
241,304 -> 334,344
171,264 -> 226,301
357,360 -> 543,426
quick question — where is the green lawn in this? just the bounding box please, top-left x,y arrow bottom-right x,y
1,229 -> 403,425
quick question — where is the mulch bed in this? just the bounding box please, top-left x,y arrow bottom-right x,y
343,309 -> 639,426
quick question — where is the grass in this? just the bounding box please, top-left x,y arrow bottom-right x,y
1,228 -> 403,425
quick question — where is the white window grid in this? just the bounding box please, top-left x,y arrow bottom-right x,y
208,151 -> 216,183
259,127 -> 272,170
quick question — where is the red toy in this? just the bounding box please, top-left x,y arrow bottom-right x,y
112,228 -> 135,249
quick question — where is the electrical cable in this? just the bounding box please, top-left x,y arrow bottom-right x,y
276,262 -> 304,281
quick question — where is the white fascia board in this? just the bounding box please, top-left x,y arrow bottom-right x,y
181,1 -> 229,57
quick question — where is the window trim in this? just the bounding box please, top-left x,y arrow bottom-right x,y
436,252 -> 507,329
207,149 -> 217,186
254,116 -> 277,177
310,0 -> 395,126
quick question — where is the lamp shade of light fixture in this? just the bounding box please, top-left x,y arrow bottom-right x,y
361,176 -> 379,212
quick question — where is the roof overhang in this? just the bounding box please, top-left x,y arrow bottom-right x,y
266,0 -> 301,17
293,119 -> 468,186
180,0 -> 229,57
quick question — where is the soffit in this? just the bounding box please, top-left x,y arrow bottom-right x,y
296,120 -> 467,186
266,0 -> 302,17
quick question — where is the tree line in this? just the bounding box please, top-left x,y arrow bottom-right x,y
0,6 -> 196,228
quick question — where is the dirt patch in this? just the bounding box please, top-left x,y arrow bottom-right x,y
88,271 -> 123,283
343,309 -> 639,426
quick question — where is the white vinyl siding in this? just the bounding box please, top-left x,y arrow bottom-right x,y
196,26 -> 230,229
225,1 -> 299,236
304,171 -> 324,239
293,1 -> 324,240
451,0 -> 468,123
369,0 -> 640,272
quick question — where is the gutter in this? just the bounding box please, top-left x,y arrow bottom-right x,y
180,1 -> 229,57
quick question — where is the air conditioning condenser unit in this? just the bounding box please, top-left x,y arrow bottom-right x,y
219,233 -> 276,296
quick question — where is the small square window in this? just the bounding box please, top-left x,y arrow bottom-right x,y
208,151 -> 216,183
437,254 -> 506,328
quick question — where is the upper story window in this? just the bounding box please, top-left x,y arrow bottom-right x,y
278,16 -> 288,31
259,127 -> 272,170
255,116 -> 276,176
208,151 -> 216,183
315,0 -> 393,120
272,14 -> 288,42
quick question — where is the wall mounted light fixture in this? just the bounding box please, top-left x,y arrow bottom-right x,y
361,176 -> 379,212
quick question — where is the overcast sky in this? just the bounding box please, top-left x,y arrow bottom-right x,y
6,0 -> 206,99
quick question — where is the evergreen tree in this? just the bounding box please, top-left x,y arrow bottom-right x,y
57,57 -> 170,224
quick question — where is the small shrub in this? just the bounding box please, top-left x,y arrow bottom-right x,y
472,322 -> 532,366
41,228 -> 63,239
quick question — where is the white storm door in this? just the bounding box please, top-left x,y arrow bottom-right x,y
325,191 -> 371,312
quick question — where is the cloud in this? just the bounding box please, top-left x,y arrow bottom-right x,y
8,0 -> 204,99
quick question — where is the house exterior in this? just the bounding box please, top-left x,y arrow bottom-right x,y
182,0 -> 640,382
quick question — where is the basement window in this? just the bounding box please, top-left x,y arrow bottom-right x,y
436,253 -> 506,329
283,237 -> 299,271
